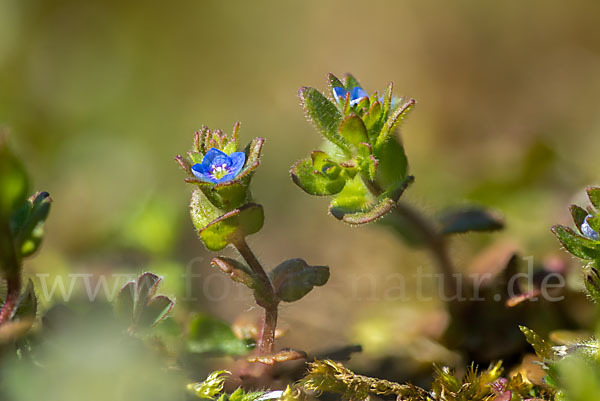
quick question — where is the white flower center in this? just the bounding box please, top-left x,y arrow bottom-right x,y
210,163 -> 230,179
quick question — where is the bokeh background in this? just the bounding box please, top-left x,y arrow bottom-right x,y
1,0 -> 600,377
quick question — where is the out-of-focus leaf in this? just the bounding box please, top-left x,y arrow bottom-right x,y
0,135 -> 29,218
187,314 -> 250,356
270,259 -> 329,302
439,207 -> 504,235
135,272 -> 161,313
114,281 -> 135,325
138,295 -> 174,328
11,192 -> 52,258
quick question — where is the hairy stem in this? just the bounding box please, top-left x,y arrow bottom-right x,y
232,237 -> 278,354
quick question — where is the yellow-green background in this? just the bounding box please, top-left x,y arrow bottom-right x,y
1,0 -> 599,364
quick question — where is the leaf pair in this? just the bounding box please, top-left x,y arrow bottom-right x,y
115,272 -> 174,330
211,257 -> 329,305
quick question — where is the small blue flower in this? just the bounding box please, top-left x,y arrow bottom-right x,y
333,86 -> 369,106
581,215 -> 600,240
192,148 -> 245,184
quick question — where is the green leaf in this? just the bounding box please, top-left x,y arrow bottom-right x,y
338,114 -> 368,147
199,204 -> 264,251
520,326 -> 555,360
190,188 -> 225,231
115,281 -> 135,325
11,279 -> 37,321
343,73 -> 362,90
270,259 -> 329,302
584,267 -> 600,304
552,225 -> 600,260
363,101 -> 383,142
139,295 -> 174,328
375,99 -> 416,151
211,257 -> 273,308
209,182 -> 248,210
298,87 -> 349,154
381,82 -> 393,119
311,151 -> 337,173
587,187 -> 600,209
374,137 -> 409,188
243,137 -> 265,172
290,157 -> 346,196
328,176 -> 374,215
571,204 -> 589,230
327,73 -> 344,93
211,257 -> 254,288
332,198 -> 396,225
329,176 -> 414,225
439,207 -> 504,235
11,192 -> 52,258
187,314 -> 250,356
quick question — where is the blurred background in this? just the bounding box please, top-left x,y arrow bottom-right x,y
1,0 -> 600,382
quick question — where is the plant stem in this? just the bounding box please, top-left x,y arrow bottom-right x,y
232,237 -> 278,354
392,202 -> 457,297
0,274 -> 20,323
0,222 -> 21,324
363,178 -> 457,297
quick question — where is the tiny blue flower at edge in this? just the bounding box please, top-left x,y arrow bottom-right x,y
332,86 -> 369,107
191,148 -> 246,184
581,215 -> 600,241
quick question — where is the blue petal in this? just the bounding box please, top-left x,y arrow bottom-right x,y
349,87 -> 368,106
332,87 -> 347,100
350,86 -> 368,100
581,216 -> 600,240
214,153 -> 245,183
201,148 -> 230,170
191,164 -> 218,183
228,152 -> 246,176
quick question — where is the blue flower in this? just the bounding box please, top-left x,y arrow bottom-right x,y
191,148 -> 246,184
581,215 -> 600,240
332,86 -> 369,106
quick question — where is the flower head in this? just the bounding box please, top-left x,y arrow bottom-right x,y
332,86 -> 369,106
581,215 -> 600,240
192,148 -> 245,184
